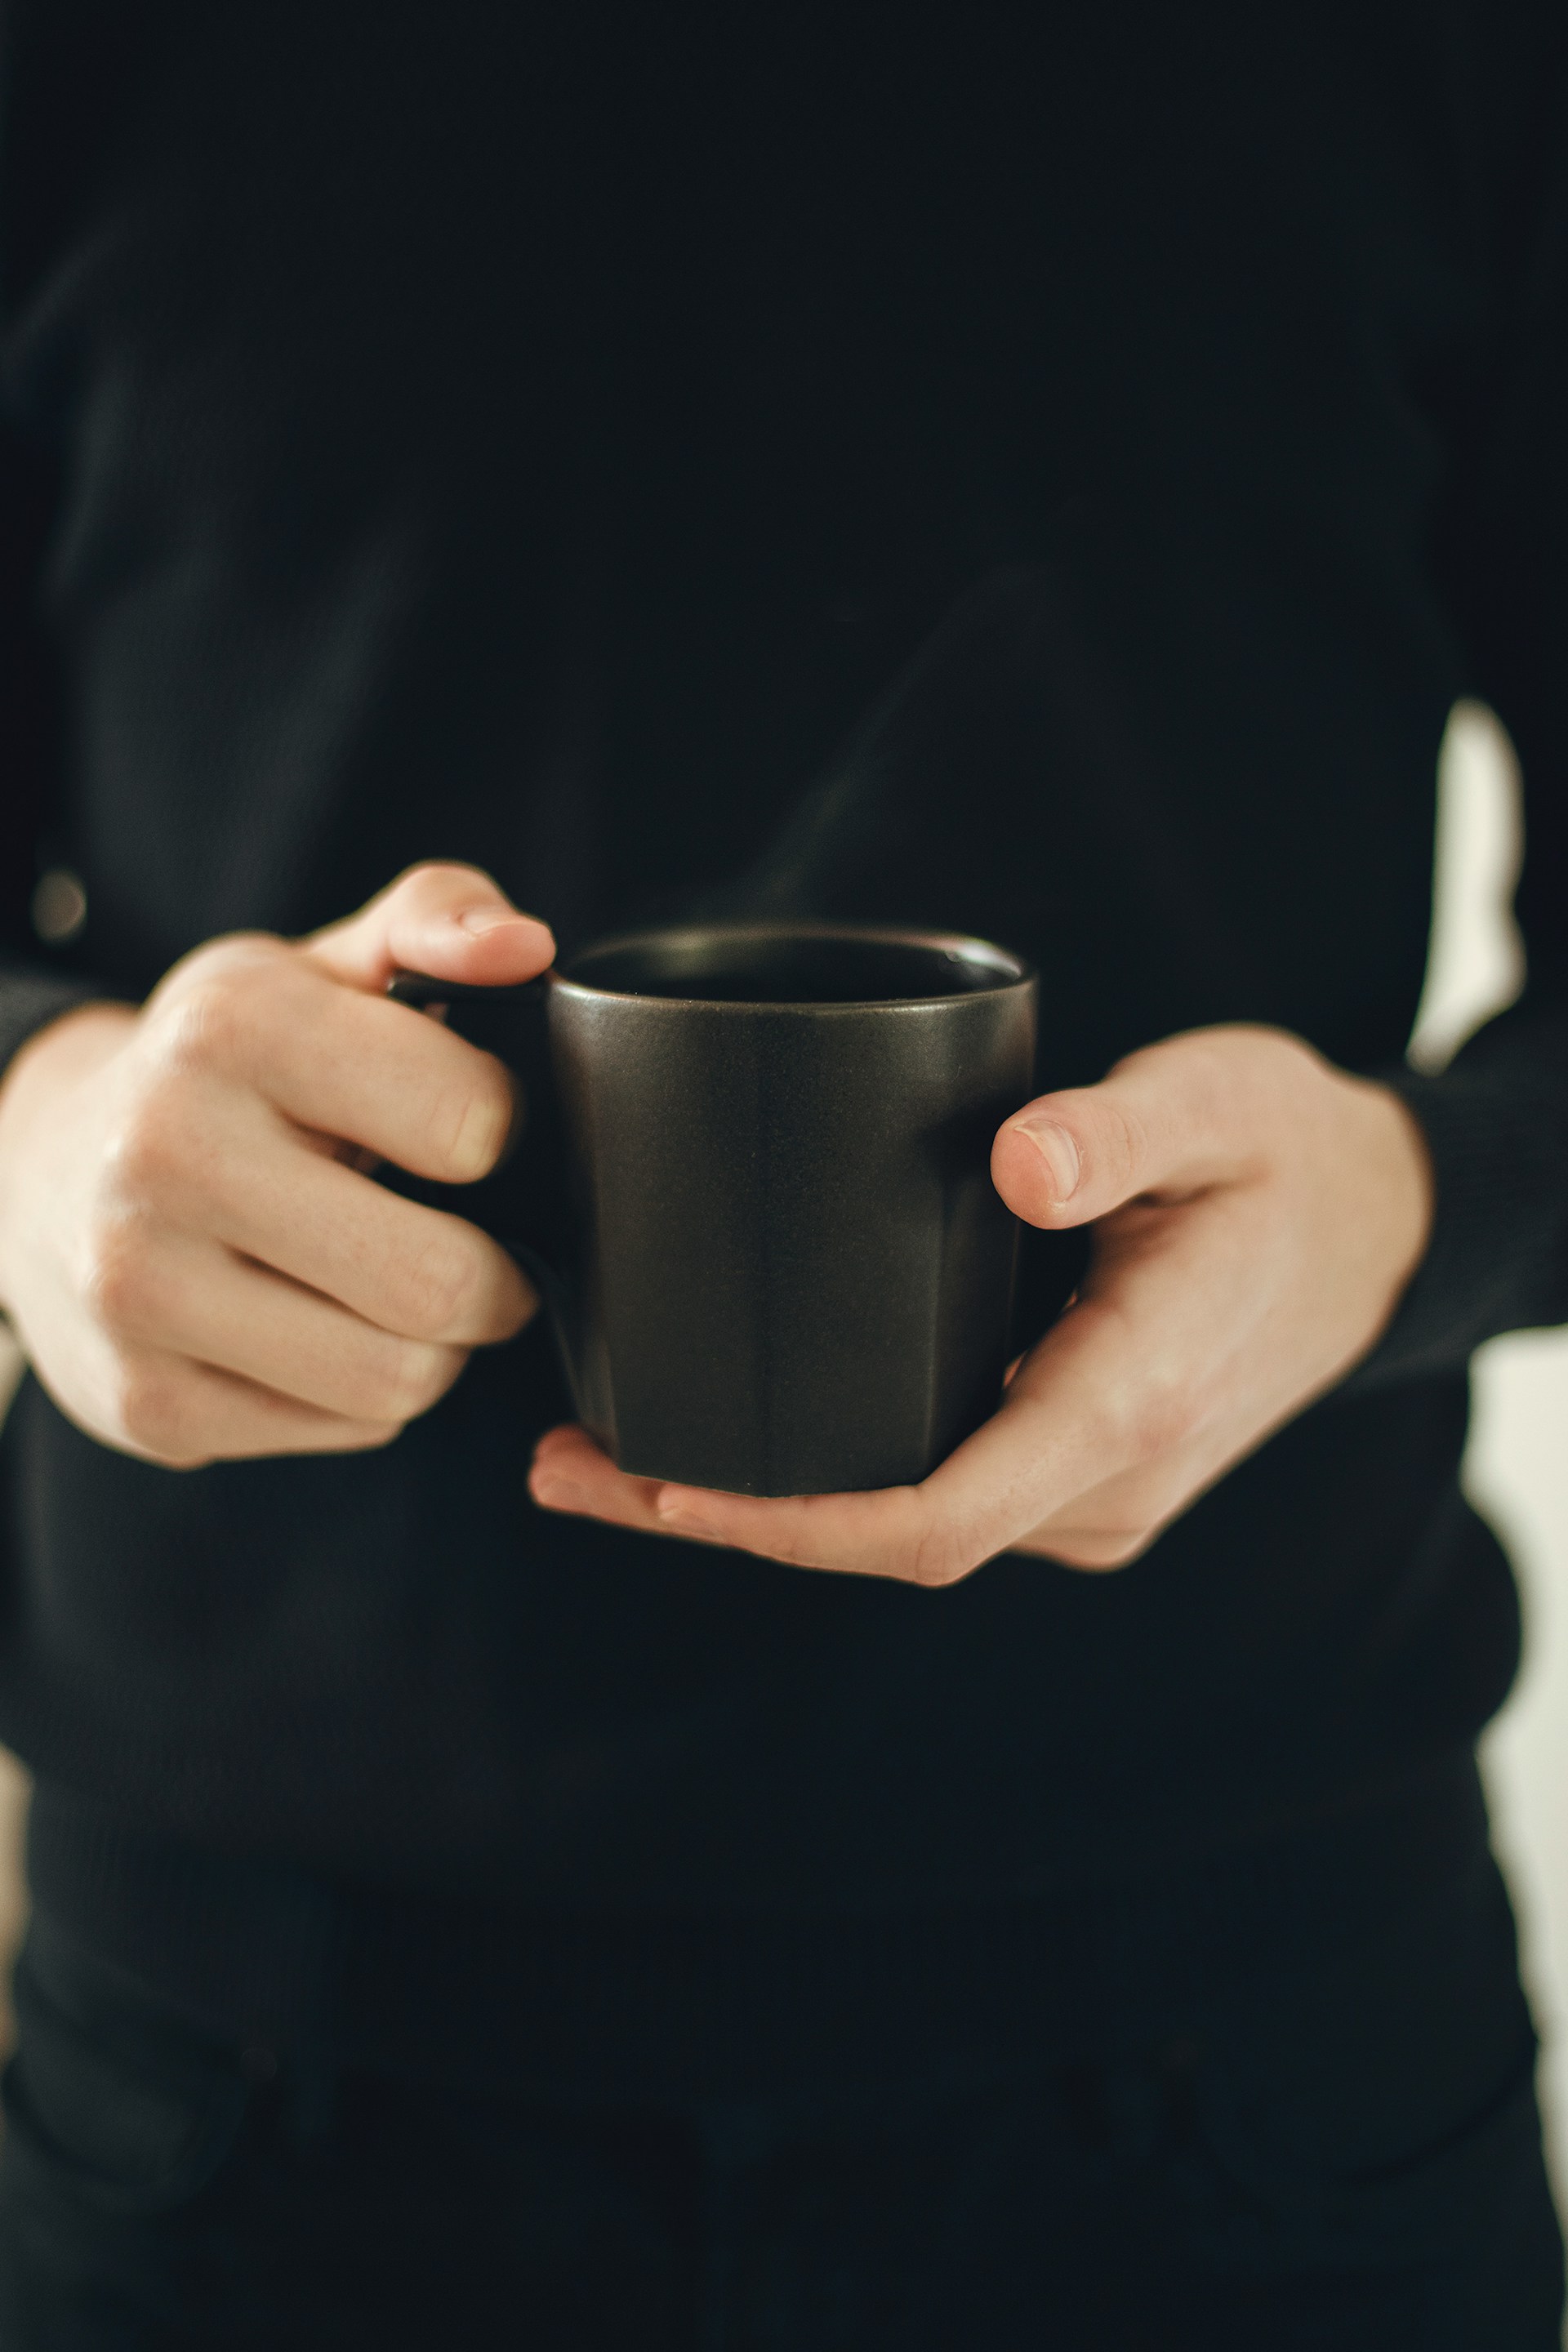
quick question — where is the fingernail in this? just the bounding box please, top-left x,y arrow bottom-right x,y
457,905 -> 530,938
1009,1116 -> 1080,1202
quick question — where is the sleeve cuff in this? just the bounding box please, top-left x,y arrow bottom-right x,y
1348,1031 -> 1568,1388
0,968 -> 110,1089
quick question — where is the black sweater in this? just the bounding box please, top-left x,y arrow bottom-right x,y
0,3 -> 1565,2000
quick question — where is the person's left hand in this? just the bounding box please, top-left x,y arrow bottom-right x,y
527,1024 -> 1433,1584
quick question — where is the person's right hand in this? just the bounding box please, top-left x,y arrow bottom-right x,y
0,864 -> 551,1467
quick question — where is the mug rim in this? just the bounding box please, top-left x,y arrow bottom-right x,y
553,920 -> 1036,1012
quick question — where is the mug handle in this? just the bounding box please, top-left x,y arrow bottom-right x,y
385,969 -> 589,1421
386,971 -> 550,1014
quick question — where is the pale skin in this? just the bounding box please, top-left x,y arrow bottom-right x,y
0,864 -> 1433,1580
0,865 -> 549,1466
532,1016 -> 1435,1579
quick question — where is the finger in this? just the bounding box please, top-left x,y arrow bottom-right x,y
654,1479 -> 938,1578
303,862 -> 555,994
103,1351 -> 401,1468
532,1187 -> 1258,1585
530,1331 -> 1145,1584
990,1026 -> 1307,1231
529,1353 -> 1156,1584
207,1111 -> 537,1343
109,1231 -> 470,1425
528,1427 -> 693,1537
898,1189 -> 1272,1569
169,951 -> 523,1183
638,1194 -> 1258,1582
606,1303 -> 1146,1581
1007,1294 -> 1331,1571
526,1420 -> 930,1570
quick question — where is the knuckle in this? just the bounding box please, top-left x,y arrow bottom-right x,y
115,1359 -> 203,1465
155,949 -> 278,1076
394,1227 -> 482,1340
82,1218 -> 162,1334
160,987 -> 245,1078
1129,1394 -> 1192,1463
906,1508 -> 973,1590
431,1061 -> 515,1182
366,1338 -> 460,1424
1106,1365 -> 1204,1465
1097,1095 -> 1152,1196
396,859 -> 497,904
102,1083 -> 194,1200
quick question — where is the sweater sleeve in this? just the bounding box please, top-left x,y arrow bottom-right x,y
1354,7 -> 1568,1386
1364,1005 -> 1568,1382
0,965 -> 105,1080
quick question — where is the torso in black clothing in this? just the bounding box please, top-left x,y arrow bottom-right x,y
0,2 -> 1548,1901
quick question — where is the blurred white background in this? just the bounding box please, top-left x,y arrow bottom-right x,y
1412,702 -> 1568,2224
0,702 -> 1561,2256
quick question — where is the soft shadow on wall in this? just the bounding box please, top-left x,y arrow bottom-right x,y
0,709 -> 1561,2236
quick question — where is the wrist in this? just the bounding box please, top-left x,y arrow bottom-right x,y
0,1002 -> 136,1312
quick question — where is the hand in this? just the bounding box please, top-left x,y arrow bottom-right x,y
0,864 -> 554,1466
528,1025 -> 1433,1583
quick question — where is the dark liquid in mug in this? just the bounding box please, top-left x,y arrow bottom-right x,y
564,932 -> 1021,1006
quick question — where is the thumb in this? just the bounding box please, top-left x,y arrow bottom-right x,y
301,862 -> 555,993
990,1033 -> 1261,1230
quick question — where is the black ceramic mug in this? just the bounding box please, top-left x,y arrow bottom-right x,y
390,922 -> 1037,1497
